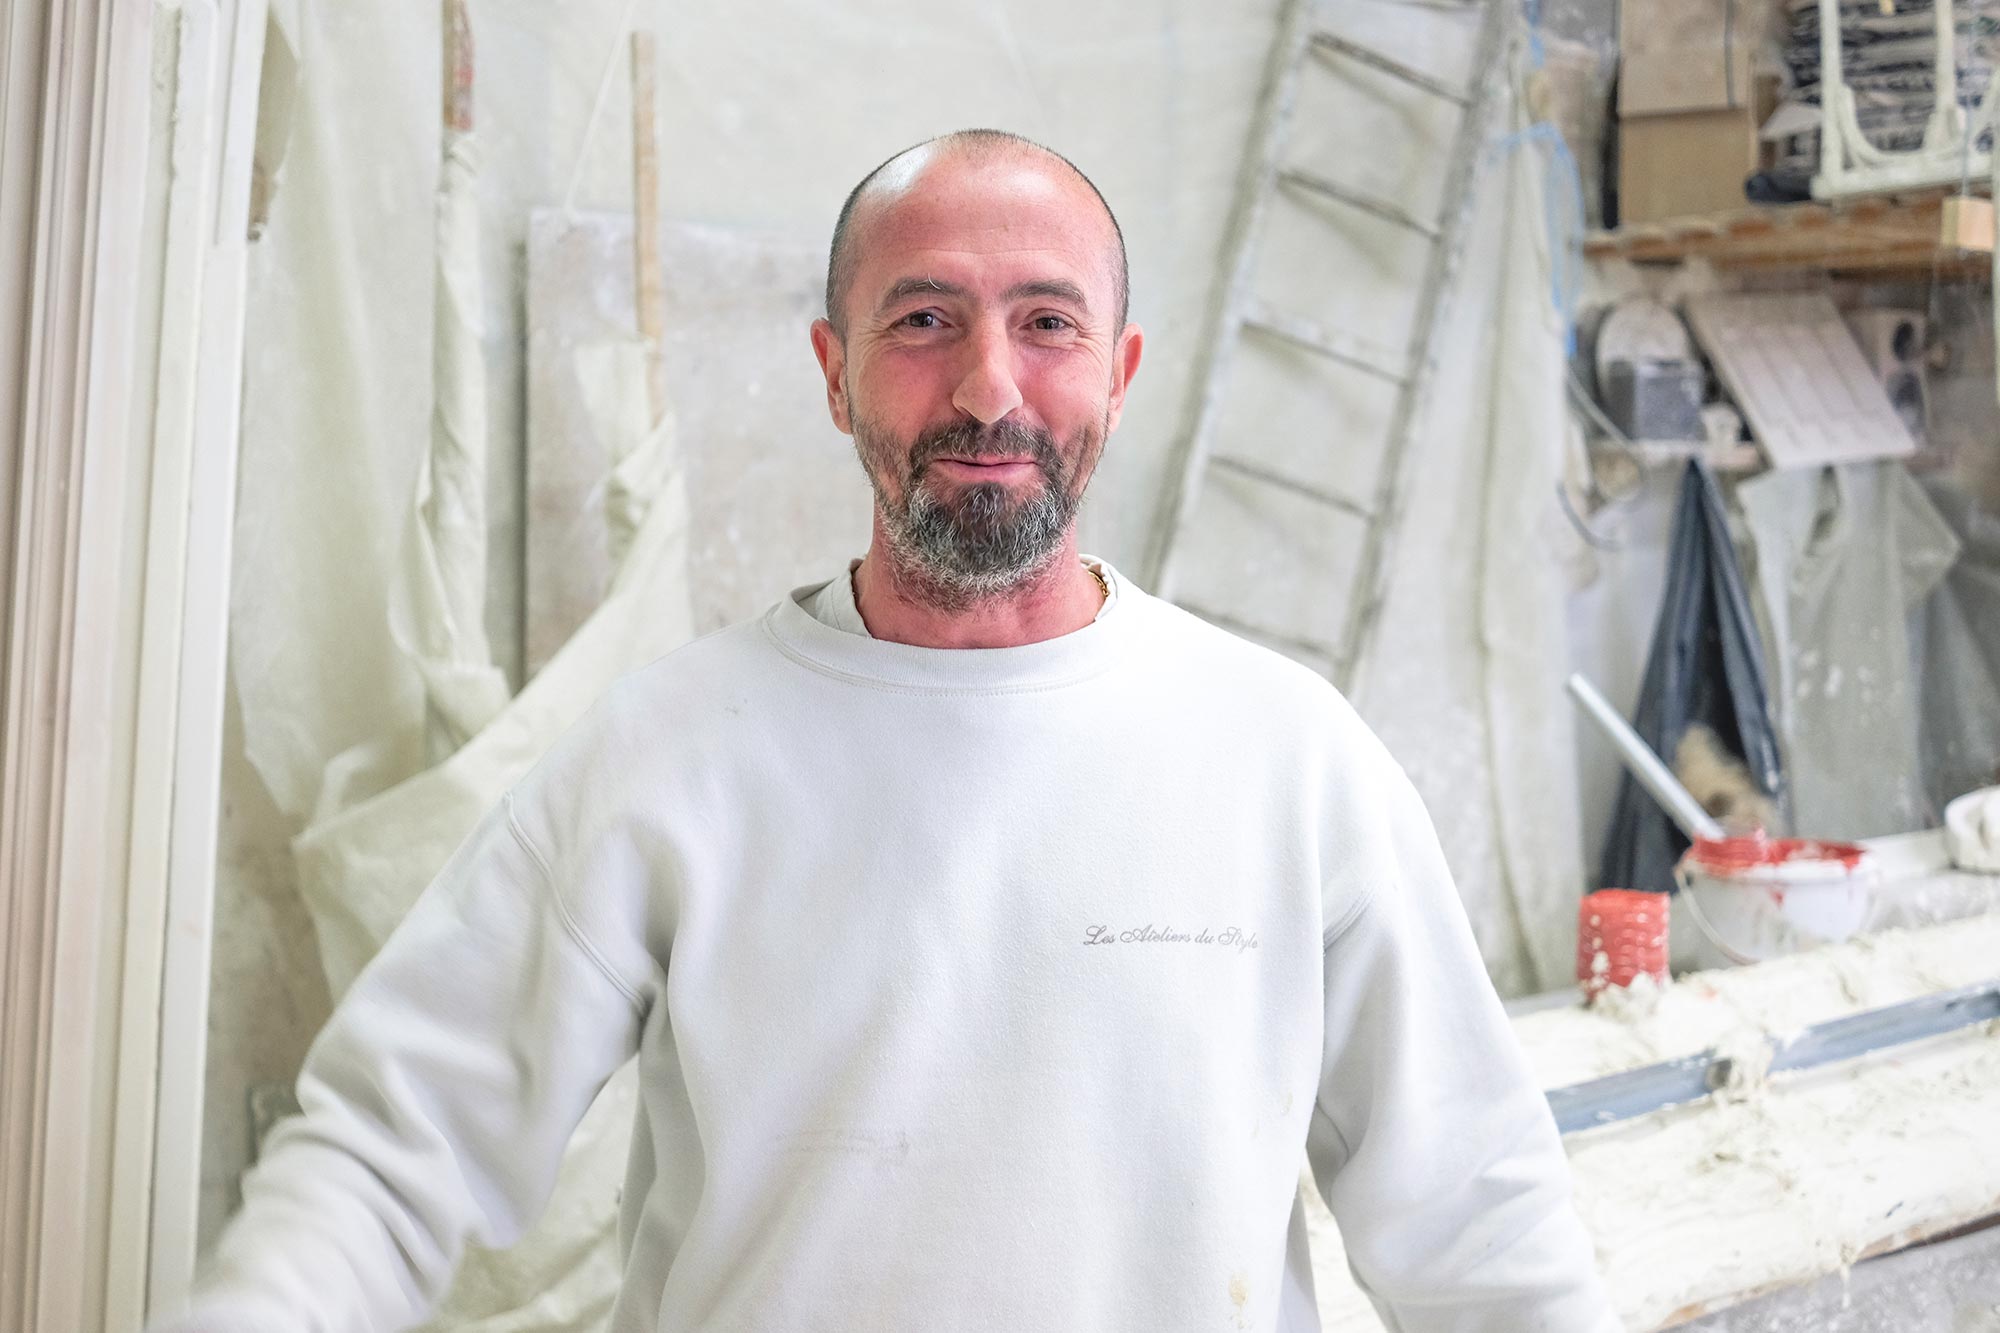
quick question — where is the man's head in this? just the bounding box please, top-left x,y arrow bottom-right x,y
810,130 -> 1143,605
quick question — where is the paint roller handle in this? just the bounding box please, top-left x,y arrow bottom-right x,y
1565,672 -> 1725,843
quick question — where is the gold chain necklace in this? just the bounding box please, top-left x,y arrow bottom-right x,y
1086,562 -> 1109,603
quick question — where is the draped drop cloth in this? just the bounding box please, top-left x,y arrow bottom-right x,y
1919,478 -> 2000,811
230,9 -> 695,1322
1736,461 -> 1960,840
291,417 -> 691,1327
1352,74 -> 1588,999
393,122 -> 512,763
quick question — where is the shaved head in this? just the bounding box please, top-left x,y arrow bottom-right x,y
824,129 -> 1129,337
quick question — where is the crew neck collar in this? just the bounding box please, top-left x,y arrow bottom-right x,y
763,557 -> 1140,694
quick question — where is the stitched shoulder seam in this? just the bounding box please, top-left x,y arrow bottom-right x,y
504,793 -> 647,1015
1310,1098 -> 1356,1167
1321,884 -> 1376,949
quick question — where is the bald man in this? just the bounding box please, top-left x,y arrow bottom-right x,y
158,132 -> 1615,1333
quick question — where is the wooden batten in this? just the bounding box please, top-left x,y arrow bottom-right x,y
1587,190 -> 1996,275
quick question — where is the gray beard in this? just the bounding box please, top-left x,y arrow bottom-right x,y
855,415 -> 1098,608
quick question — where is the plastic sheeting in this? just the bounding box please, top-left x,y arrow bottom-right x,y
1596,463 -> 1784,897
292,414 -> 689,1328
1356,50 -> 1589,998
391,124 -> 512,763
228,4 -> 699,1322
1920,479 -> 2000,811
1737,462 -> 1959,840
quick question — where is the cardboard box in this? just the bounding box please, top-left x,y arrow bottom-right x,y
1617,0 -> 1777,224
1618,99 -> 1775,224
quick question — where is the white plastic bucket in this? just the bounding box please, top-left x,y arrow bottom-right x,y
1674,836 -> 1875,967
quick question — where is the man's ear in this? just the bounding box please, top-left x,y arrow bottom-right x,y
1104,322 -> 1144,435
810,318 -> 853,435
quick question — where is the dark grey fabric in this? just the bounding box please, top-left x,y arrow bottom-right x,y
1597,461 -> 1785,895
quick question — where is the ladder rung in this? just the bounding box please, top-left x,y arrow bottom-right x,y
1240,302 -> 1410,384
1279,168 -> 1440,240
1209,453 -> 1375,521
1309,31 -> 1469,106
1176,599 -> 1340,666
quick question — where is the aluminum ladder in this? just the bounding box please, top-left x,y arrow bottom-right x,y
1143,0 -> 1512,694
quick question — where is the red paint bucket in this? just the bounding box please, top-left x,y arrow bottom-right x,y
1675,834 -> 1873,966
1576,889 -> 1670,1000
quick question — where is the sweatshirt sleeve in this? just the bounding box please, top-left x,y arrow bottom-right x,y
150,790 -> 648,1333
1304,744 -> 1619,1333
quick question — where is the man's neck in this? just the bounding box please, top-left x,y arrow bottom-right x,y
851,525 -> 1104,649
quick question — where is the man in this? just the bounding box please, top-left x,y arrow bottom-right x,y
160,131 -> 1616,1332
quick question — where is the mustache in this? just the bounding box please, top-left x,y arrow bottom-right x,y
906,419 -> 1062,479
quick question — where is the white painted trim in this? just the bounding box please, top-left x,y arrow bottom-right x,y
0,0 -> 48,663
150,0 -> 266,1313
0,0 -> 262,1327
103,6 -> 221,1330
0,3 -> 159,1330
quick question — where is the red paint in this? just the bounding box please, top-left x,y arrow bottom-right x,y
1576,889 -> 1670,1000
1686,833 -> 1867,875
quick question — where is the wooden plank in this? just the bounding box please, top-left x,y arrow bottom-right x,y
1943,195 -> 1996,252
1585,190 -> 1992,273
1686,290 -> 1918,467
629,32 -> 665,426
523,212 -> 642,680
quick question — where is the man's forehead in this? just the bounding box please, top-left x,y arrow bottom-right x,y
849,154 -> 1116,296
858,150 -> 1096,237
864,140 -> 947,199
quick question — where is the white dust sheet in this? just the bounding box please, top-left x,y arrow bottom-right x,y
1350,19 -> 1589,1000
1306,912 -> 2000,1331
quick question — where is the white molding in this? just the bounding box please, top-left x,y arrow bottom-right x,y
0,0 -> 262,1328
103,5 -> 221,1329
150,0 -> 265,1311
1,3 -> 158,1330
0,0 -> 48,668
0,31 -> 53,1329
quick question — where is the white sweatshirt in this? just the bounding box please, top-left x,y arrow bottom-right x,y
160,564 -> 1615,1333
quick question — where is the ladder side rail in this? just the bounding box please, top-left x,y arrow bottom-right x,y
1144,0 -> 1317,598
1334,0 -> 1512,692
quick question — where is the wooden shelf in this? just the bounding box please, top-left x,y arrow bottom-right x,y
1616,440 -> 1764,474
1586,191 -> 1994,276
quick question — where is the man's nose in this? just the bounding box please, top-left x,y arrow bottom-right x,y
951,322 -> 1024,425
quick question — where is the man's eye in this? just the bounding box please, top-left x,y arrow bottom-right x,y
1033,315 -> 1071,332
902,311 -> 941,329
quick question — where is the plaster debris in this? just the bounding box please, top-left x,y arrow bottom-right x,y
1590,969 -> 1666,1022
1308,914 -> 2000,1331
1709,1027 -> 1773,1105
1946,787 -> 2000,872
1515,913 -> 2000,1090
1570,1027 -> 2000,1329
